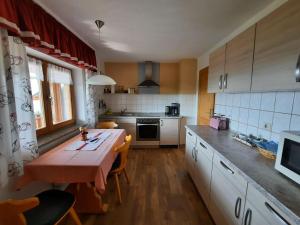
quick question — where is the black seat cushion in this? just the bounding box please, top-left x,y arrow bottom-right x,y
24,189 -> 75,225
111,153 -> 121,171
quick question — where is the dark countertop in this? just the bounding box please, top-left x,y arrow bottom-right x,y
99,112 -> 182,119
186,125 -> 300,224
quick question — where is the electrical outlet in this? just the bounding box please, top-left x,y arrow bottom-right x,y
264,123 -> 272,131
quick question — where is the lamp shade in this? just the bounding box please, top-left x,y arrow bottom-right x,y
87,74 -> 116,85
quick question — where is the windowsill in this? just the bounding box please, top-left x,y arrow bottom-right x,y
37,123 -> 87,154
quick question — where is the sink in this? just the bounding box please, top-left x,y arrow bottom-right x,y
120,113 -> 134,116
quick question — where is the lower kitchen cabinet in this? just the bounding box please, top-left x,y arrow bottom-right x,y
115,118 -> 136,145
242,184 -> 295,225
193,139 -> 213,205
160,118 -> 180,145
185,130 -> 197,180
210,164 -> 245,225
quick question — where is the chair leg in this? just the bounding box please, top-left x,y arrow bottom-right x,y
69,207 -> 83,225
114,173 -> 122,204
123,168 -> 130,185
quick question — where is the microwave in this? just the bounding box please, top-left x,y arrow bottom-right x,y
275,131 -> 300,184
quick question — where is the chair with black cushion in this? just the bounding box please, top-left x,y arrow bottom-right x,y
0,189 -> 82,225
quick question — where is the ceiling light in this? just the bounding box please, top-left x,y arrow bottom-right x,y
87,74 -> 116,85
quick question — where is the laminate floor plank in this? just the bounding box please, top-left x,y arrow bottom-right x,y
65,148 -> 214,225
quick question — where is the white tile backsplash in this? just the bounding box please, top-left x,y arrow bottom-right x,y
215,91 -> 300,143
274,92 -> 294,114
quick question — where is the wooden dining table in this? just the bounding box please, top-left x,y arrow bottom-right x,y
16,129 -> 126,213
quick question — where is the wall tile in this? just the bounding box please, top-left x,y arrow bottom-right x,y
257,129 -> 271,140
240,93 -> 250,108
248,109 -> 259,127
271,132 -> 280,143
225,94 -> 233,106
258,111 -> 274,129
239,108 -> 249,123
231,107 -> 239,121
275,92 -> 294,114
247,125 -> 258,136
272,113 -> 291,133
292,92 -> 300,115
249,93 -> 262,109
261,92 -> 276,111
232,94 -> 241,107
230,120 -> 239,131
290,115 -> 300,130
238,123 -> 247,134
226,106 -> 232,119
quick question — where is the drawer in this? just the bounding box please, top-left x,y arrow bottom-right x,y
246,184 -> 295,225
186,129 -> 197,144
196,137 -> 214,160
213,153 -> 247,196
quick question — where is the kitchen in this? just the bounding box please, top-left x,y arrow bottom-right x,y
0,0 -> 300,225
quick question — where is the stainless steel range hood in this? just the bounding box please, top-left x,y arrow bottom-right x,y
138,61 -> 160,87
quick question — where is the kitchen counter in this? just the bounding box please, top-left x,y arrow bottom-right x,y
186,125 -> 300,224
99,112 -> 182,119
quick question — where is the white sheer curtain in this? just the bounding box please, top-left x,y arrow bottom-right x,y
48,64 -> 73,84
28,57 -> 44,81
85,69 -> 97,128
0,29 -> 38,187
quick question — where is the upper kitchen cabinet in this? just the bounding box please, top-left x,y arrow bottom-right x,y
252,0 -> 300,92
208,45 -> 226,93
159,63 -> 179,94
224,25 -> 255,93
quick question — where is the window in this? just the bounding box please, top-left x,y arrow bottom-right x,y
28,56 -> 75,136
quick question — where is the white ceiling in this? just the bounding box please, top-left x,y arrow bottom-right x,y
35,0 -> 274,62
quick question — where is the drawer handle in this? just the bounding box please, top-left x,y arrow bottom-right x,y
265,202 -> 290,225
234,197 -> 242,218
188,132 -> 193,137
244,209 -> 252,225
296,54 -> 300,82
219,75 -> 223,89
220,161 -> 234,174
195,148 -> 198,162
199,142 -> 207,149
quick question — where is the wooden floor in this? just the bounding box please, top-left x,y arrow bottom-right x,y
66,148 -> 214,225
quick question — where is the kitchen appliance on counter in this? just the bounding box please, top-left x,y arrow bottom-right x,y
275,131 -> 300,184
165,103 -> 180,116
136,118 -> 160,145
209,114 -> 229,130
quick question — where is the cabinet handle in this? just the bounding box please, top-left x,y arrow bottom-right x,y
199,142 -> 207,149
195,148 -> 198,162
244,209 -> 252,225
234,197 -> 242,218
296,54 -> 300,82
191,147 -> 195,159
224,73 -> 228,89
220,160 -> 234,174
219,75 -> 223,89
161,120 -> 164,126
188,132 -> 192,137
265,202 -> 290,225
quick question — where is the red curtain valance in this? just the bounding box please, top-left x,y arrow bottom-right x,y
0,0 -> 97,71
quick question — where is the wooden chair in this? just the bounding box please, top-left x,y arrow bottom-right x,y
110,135 -> 132,204
0,189 -> 82,225
96,121 -> 118,129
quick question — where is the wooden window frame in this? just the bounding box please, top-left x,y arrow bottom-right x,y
28,55 -> 76,136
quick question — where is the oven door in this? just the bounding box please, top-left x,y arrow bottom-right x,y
136,122 -> 160,141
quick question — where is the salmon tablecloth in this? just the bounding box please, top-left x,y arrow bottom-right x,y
16,129 -> 126,194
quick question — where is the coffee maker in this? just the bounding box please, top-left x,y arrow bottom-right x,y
165,103 -> 180,116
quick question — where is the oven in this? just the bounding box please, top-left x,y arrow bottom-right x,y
136,118 -> 160,141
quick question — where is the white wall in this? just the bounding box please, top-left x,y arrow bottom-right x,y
215,91 -> 300,143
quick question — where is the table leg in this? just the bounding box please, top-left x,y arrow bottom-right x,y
66,183 -> 109,214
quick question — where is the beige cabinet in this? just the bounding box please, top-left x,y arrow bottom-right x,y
252,0 -> 300,92
208,45 -> 226,93
160,118 -> 179,145
208,26 -> 255,93
224,25 -> 255,93
185,130 -> 197,180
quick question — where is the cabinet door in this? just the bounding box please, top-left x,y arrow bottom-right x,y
118,123 -> 136,145
210,166 -> 245,225
185,131 -> 196,179
252,0 -> 300,91
224,25 -> 255,93
208,45 -> 226,93
160,119 -> 179,145
194,146 -> 213,205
